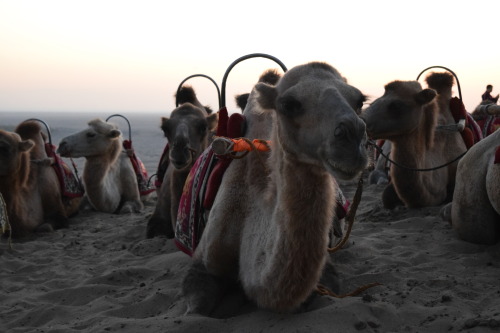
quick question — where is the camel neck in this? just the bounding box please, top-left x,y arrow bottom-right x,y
252,144 -> 335,310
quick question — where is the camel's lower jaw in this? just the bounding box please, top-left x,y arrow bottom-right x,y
171,158 -> 193,171
325,161 -> 361,180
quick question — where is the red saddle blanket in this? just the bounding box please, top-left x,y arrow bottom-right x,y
123,140 -> 155,196
45,143 -> 84,198
174,107 -> 351,256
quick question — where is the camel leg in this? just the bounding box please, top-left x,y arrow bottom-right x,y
146,213 -> 174,239
181,261 -> 238,316
382,183 -> 404,209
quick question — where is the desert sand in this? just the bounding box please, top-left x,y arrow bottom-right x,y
1,167 -> 500,333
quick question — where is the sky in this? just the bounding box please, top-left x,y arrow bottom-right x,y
1,0 -> 499,115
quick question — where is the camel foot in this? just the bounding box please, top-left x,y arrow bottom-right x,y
440,203 -> 452,224
368,170 -> 389,185
382,183 -> 404,209
181,261 -> 237,317
118,201 -> 143,214
146,216 -> 174,239
35,223 -> 54,234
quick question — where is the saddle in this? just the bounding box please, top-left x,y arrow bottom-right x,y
174,108 -> 351,256
44,143 -> 84,199
449,97 -> 483,148
122,140 -> 155,196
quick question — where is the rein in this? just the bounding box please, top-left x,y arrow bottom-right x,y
367,139 -> 467,172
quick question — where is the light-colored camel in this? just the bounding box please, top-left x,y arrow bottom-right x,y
441,129 -> 500,244
146,86 -> 218,238
362,72 -> 467,208
368,140 -> 391,185
0,121 -> 75,237
181,62 -> 368,314
57,119 -> 143,214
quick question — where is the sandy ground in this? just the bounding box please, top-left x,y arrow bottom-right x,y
1,173 -> 500,333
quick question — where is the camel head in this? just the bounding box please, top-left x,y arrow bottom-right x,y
255,62 -> 368,180
15,120 -> 48,161
362,81 -> 437,141
57,119 -> 122,159
0,130 -> 34,179
161,103 -> 218,170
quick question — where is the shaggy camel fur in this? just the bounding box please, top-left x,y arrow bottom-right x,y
181,62 -> 368,314
146,86 -> 218,238
441,129 -> 500,244
57,119 -> 143,214
362,72 -> 467,208
0,121 -> 75,237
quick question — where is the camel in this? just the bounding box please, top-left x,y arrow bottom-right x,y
181,62 -> 368,314
146,86 -> 218,238
0,121 -> 75,237
57,119 -> 143,214
368,140 -> 391,185
440,129 -> 500,244
362,72 -> 467,208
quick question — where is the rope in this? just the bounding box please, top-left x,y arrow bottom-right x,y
328,175 -> 363,254
367,139 -> 467,172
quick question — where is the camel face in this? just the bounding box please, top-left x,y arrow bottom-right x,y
57,119 -> 122,158
0,130 -> 34,176
362,81 -> 437,140
161,104 -> 212,170
257,62 -> 368,180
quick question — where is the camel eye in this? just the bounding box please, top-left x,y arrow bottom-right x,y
388,100 -> 407,115
356,95 -> 366,111
278,96 -> 303,117
334,124 -> 347,138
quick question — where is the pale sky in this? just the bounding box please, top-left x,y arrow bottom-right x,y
1,0 -> 499,114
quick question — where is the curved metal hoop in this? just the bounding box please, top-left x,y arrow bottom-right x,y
23,118 -> 53,145
220,53 -> 288,107
176,74 -> 221,109
106,114 -> 132,142
416,65 -> 462,101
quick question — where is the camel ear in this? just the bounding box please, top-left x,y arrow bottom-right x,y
414,89 -> 437,105
255,82 -> 277,110
206,113 -> 219,132
161,117 -> 170,137
18,139 -> 34,152
108,129 -> 121,138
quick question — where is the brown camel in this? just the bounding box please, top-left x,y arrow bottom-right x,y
57,119 -> 143,214
0,121 -> 75,237
180,62 -> 368,314
146,86 -> 218,238
441,129 -> 500,244
362,72 -> 467,208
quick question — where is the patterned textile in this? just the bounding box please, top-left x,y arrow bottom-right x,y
0,192 -> 10,235
45,143 -> 84,198
154,143 -> 169,189
335,186 -> 350,220
123,140 -> 156,196
174,147 -> 217,256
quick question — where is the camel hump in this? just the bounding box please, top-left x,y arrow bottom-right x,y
425,72 -> 454,94
176,86 -> 197,106
258,69 -> 282,85
14,120 -> 42,141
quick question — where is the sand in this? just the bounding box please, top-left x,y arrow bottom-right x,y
1,172 -> 500,332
